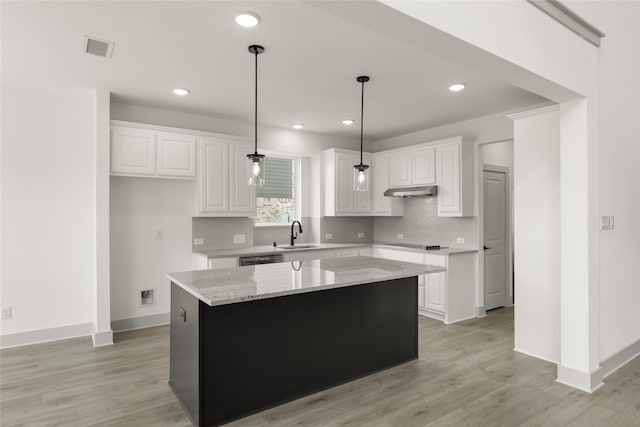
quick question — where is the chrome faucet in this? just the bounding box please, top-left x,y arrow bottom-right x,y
290,220 -> 303,246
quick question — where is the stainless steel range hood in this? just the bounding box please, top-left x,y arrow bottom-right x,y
383,185 -> 438,198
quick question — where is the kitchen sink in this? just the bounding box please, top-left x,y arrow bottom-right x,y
278,244 -> 319,250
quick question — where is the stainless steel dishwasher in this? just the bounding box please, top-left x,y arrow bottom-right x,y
238,254 -> 284,266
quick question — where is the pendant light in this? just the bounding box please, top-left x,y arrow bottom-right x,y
247,44 -> 266,186
354,75 -> 370,192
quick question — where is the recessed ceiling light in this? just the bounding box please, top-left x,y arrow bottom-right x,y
173,88 -> 190,96
292,124 -> 304,130
448,83 -> 466,92
342,119 -> 354,125
235,11 -> 261,28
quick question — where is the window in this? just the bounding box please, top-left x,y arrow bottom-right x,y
255,157 -> 297,225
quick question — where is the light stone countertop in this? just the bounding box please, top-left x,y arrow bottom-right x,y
371,243 -> 478,255
167,256 -> 445,306
193,242 -> 370,259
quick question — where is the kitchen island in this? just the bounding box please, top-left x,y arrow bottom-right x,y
167,256 -> 443,426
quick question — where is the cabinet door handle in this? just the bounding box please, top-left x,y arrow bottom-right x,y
483,245 -> 492,250
179,308 -> 186,322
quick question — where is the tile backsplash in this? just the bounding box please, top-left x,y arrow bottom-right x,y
192,217 -> 254,251
192,216 -> 317,251
192,199 -> 475,251
320,217 -> 374,243
373,198 -> 478,248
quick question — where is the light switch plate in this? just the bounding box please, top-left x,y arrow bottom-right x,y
397,233 -> 404,240
457,237 -> 465,244
357,232 -> 365,238
194,238 -> 204,245
600,216 -> 612,231
2,306 -> 12,320
233,234 -> 246,244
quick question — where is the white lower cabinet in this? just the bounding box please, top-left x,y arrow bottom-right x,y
372,246 -> 477,324
424,271 -> 446,313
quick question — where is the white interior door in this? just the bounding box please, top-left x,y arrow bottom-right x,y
484,170 -> 508,310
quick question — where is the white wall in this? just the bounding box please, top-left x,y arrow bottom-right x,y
511,106 -> 561,363
1,87 -> 97,344
110,177 -> 194,323
373,108 -> 520,151
571,2 -> 640,363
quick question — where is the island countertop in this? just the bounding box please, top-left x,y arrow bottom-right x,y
167,256 -> 445,306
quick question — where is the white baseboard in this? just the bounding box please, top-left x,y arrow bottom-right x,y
513,347 -> 559,364
0,322 -> 93,349
111,312 -> 170,332
557,364 -> 604,393
594,338 -> 640,385
92,329 -> 114,347
475,306 -> 487,317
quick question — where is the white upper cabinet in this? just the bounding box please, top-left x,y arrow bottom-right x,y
435,139 -> 474,217
412,147 -> 436,185
372,154 -> 404,216
389,146 -> 435,187
323,148 -> 373,216
229,142 -> 256,213
377,136 -> 473,218
198,138 -> 229,213
196,138 -> 255,217
111,126 -> 156,176
156,131 -> 196,178
389,152 -> 412,187
111,122 -> 196,179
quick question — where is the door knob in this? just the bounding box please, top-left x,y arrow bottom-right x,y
483,245 -> 492,250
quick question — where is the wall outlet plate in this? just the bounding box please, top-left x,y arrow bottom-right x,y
1,306 -> 11,320
156,230 -> 164,240
457,237 -> 465,244
357,232 -> 365,239
233,234 -> 246,244
194,238 -> 204,245
139,289 -> 155,307
325,233 -> 333,240
397,233 -> 404,240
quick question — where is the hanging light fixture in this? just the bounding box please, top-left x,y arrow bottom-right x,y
247,44 -> 266,186
354,75 -> 370,192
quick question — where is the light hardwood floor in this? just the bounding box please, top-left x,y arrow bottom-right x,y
1,307 -> 639,426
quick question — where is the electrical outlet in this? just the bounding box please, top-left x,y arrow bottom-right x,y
233,234 -> 245,244
2,306 -> 12,320
325,233 -> 333,240
357,232 -> 365,239
194,238 -> 204,245
156,230 -> 164,240
456,237 -> 465,244
397,233 -> 404,240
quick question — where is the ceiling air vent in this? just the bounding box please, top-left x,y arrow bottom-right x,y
82,35 -> 114,58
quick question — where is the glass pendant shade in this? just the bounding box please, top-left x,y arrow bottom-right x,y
353,164 -> 369,192
247,153 -> 265,186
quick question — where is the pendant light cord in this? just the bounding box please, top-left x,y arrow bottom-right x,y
360,79 -> 364,165
254,50 -> 258,156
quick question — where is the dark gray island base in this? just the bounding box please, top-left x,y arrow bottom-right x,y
169,276 -> 418,426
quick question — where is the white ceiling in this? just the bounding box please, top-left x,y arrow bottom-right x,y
2,1 -> 548,141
